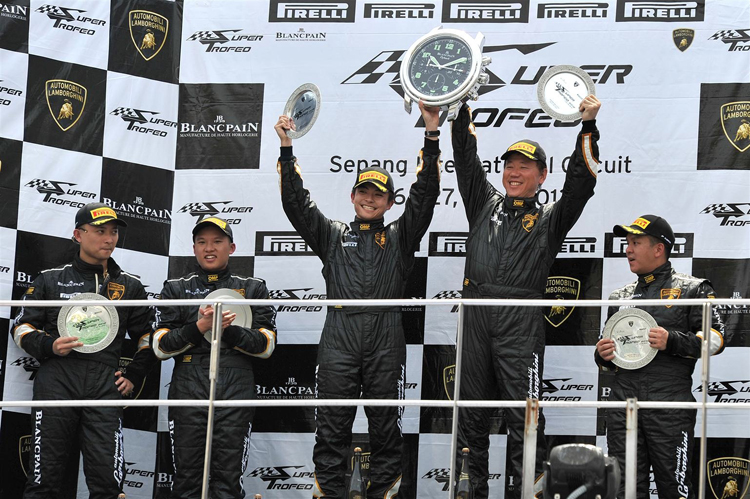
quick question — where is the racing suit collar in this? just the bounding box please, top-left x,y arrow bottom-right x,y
350,218 -> 385,231
637,261 -> 672,287
503,195 -> 537,211
198,264 -> 232,284
72,253 -> 121,278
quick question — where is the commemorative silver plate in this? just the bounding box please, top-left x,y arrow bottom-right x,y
602,308 -> 658,370
58,293 -> 119,354
283,83 -> 321,139
204,288 -> 253,344
536,65 -> 596,122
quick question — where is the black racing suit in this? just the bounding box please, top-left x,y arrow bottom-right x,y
13,254 -> 156,499
596,262 -> 725,499
278,140 -> 441,499
152,265 -> 277,499
451,105 -> 599,499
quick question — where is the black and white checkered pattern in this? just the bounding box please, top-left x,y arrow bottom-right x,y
1,1 -> 749,498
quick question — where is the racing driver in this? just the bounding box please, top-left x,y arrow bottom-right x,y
274,101 -> 441,498
451,95 -> 602,498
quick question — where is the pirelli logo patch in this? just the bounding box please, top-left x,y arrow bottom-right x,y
508,142 -> 536,155
91,207 -> 117,219
358,171 -> 389,185
632,217 -> 651,230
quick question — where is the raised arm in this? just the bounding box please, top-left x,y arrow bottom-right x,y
275,115 -> 333,262
396,101 -> 442,259
547,95 -> 601,251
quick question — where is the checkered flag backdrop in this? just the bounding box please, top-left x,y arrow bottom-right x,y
1,1 -> 749,498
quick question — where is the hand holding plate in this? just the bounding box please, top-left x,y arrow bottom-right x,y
53,336 -> 83,356
648,326 -> 669,351
274,115 -> 296,147
579,94 -> 601,121
596,337 -> 616,362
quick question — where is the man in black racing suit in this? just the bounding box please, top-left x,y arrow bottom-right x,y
274,102 -> 441,499
13,202 -> 156,499
451,96 -> 602,499
152,217 -> 277,499
596,214 -> 725,499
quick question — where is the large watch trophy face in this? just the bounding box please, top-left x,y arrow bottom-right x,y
408,36 -> 473,98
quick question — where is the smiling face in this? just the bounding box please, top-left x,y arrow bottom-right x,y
193,225 -> 235,272
625,233 -> 666,275
74,221 -> 119,266
502,152 -> 547,199
350,183 -> 395,221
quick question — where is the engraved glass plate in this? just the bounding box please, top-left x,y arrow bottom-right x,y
58,293 -> 119,354
203,288 -> 253,343
537,65 -> 596,122
283,83 -> 321,139
602,308 -> 658,370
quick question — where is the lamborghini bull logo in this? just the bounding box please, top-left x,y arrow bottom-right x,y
544,276 -> 581,327
141,29 -> 156,50
129,10 -> 168,61
673,28 -> 694,52
736,119 -> 750,142
45,79 -> 87,131
57,99 -> 74,120
707,457 -> 750,499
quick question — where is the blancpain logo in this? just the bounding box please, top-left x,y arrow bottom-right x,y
179,114 -> 260,137
257,377 -> 315,399
276,28 -> 327,41
103,196 -> 171,224
1,3 -> 28,20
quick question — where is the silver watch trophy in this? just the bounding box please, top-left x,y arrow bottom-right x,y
536,65 -> 596,122
283,83 -> 321,139
204,288 -> 253,345
602,308 -> 658,370
400,27 -> 492,121
58,293 -> 119,353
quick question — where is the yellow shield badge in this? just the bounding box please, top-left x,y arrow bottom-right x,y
46,79 -> 87,131
443,365 -> 456,400
107,282 -> 125,300
707,457 -> 750,499
544,276 -> 581,327
129,10 -> 169,61
660,288 -> 681,308
721,102 -> 750,153
522,213 -> 539,233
